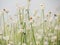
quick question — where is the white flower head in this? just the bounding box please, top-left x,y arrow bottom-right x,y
29,17 -> 33,23
3,8 -> 9,13
40,3 -> 45,10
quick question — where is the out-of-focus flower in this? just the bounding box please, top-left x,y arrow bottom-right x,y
40,3 -> 45,9
51,36 -> 57,42
48,33 -> 53,37
26,26 -> 31,30
30,17 -> 32,20
24,19 -> 26,22
55,26 -> 58,30
29,17 -> 33,23
3,8 -> 9,13
18,28 -> 24,33
54,14 -> 57,17
55,25 -> 60,30
7,25 -> 9,27
49,17 -> 53,22
27,0 -> 31,2
3,36 -> 9,41
10,17 -> 13,20
49,11 -> 52,14
36,33 -> 42,40
27,0 -> 31,8
53,14 -> 58,19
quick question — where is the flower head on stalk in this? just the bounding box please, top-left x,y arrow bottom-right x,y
40,3 -> 45,10
29,17 -> 33,23
27,0 -> 31,8
27,0 -> 31,3
54,14 -> 57,17
3,36 -> 9,41
49,11 -> 52,14
3,8 -> 9,13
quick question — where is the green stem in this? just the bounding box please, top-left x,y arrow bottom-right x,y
41,9 -> 45,45
2,13 -> 7,45
30,23 -> 36,45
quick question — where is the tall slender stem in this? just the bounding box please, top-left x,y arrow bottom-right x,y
41,9 -> 45,45
30,23 -> 36,45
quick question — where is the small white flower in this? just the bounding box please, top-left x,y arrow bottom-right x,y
29,20 -> 33,23
49,17 -> 53,22
55,25 -> 60,30
48,33 -> 53,37
51,36 -> 57,42
40,3 -> 45,9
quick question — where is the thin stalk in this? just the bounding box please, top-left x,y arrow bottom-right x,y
56,25 -> 59,45
2,12 -> 7,45
30,23 -> 36,45
27,9 -> 30,20
56,15 -> 60,45
2,12 -> 6,36
23,22 -> 26,43
27,0 -> 31,20
13,23 -> 18,45
41,9 -> 45,45
23,22 -> 28,45
18,8 -> 23,45
57,30 -> 58,45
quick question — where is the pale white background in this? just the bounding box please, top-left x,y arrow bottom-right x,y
0,0 -> 60,14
